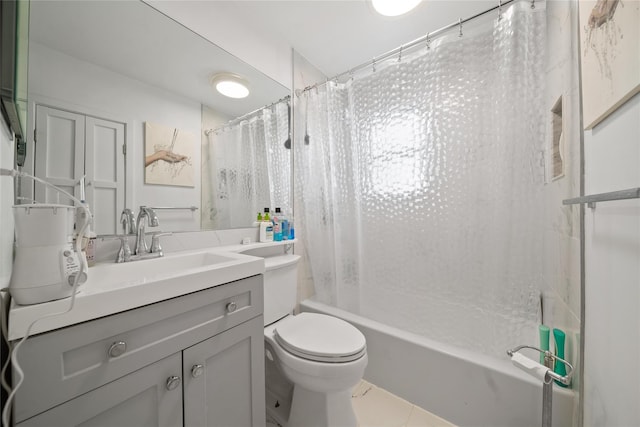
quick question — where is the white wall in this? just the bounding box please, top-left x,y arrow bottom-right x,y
27,42 -> 202,232
144,0 -> 291,90
0,120 -> 14,288
583,94 -> 640,426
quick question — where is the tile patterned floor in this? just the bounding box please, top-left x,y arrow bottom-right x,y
266,379 -> 456,427
352,380 -> 456,427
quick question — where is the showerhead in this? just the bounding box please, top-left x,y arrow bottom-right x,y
285,102 -> 292,149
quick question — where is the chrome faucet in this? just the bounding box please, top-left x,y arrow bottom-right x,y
120,208 -> 137,235
135,206 -> 159,255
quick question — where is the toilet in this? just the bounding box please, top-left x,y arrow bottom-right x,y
262,253 -> 367,427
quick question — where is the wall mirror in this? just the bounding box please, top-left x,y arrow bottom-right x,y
20,0 -> 291,235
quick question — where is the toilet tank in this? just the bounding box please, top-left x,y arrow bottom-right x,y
262,254 -> 300,326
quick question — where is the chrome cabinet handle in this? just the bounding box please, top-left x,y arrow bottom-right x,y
108,341 -> 127,358
226,301 -> 238,313
166,375 -> 181,391
191,364 -> 204,378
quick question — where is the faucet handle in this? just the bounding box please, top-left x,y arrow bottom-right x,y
120,208 -> 137,234
116,236 -> 132,263
150,232 -> 172,255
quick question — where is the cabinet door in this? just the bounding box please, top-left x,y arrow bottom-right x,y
18,353 -> 183,427
183,316 -> 265,427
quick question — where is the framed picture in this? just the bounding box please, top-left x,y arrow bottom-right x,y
579,0 -> 640,130
144,122 -> 195,187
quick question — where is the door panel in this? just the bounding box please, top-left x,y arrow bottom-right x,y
34,105 -> 84,205
85,116 -> 125,234
92,187 -> 118,236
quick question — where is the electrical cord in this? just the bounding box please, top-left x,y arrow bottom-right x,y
1,289 -> 11,399
0,168 -> 91,427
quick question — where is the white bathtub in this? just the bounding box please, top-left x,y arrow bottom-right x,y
300,299 -> 575,427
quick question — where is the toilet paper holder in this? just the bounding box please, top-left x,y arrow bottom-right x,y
507,345 -> 574,386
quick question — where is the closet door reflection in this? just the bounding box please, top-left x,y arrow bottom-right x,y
34,105 -> 125,234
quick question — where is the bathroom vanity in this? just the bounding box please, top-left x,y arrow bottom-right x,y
8,248 -> 267,427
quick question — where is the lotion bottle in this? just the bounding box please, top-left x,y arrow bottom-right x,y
259,208 -> 274,242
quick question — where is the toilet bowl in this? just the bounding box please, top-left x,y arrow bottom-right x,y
254,250 -> 368,427
265,313 -> 367,427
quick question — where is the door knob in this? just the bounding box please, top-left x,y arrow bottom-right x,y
226,301 -> 238,313
166,375 -> 181,391
191,364 -> 204,378
108,341 -> 127,358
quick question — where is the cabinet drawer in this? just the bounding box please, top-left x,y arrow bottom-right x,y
14,274 -> 263,423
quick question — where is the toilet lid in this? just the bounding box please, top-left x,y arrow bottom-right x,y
274,313 -> 366,363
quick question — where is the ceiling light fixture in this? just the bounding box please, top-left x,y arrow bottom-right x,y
210,73 -> 250,99
371,0 -> 422,17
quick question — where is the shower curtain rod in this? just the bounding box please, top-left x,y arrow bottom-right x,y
297,0 -> 534,96
204,95 -> 290,135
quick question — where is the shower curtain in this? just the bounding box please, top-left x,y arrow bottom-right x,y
296,2 -> 547,358
206,100 -> 290,229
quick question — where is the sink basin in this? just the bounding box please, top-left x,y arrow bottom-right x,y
7,248 -> 265,340
87,250 -> 251,290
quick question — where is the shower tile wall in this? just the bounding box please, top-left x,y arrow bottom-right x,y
542,0 -> 582,397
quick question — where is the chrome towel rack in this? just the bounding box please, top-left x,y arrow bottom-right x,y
563,187 -> 640,209
149,206 -> 199,212
507,345 -> 574,427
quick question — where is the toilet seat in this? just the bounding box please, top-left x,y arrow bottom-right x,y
274,313 -> 366,363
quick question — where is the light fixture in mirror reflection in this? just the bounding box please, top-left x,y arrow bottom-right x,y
211,73 -> 251,99
22,0 -> 290,235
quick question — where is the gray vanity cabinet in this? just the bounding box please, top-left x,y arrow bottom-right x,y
184,316 -> 265,427
17,352 -> 184,427
13,275 -> 266,427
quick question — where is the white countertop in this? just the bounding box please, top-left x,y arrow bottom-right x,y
7,241 -> 295,341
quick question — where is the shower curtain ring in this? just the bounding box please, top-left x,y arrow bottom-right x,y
426,32 -> 431,50
372,57 -> 377,72
458,18 -> 463,37
498,0 -> 503,20
398,46 -> 403,62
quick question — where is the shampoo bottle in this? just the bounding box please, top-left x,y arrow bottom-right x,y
273,207 -> 283,241
288,217 -> 295,240
553,328 -> 568,388
253,212 -> 263,227
280,210 -> 290,241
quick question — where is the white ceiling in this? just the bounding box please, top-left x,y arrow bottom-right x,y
29,1 -> 289,119
207,0 -> 498,78
30,1 -> 500,119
